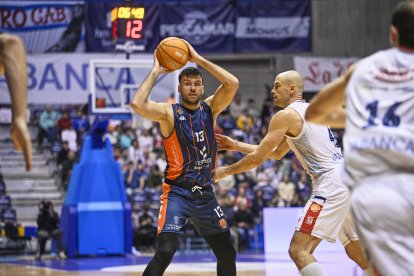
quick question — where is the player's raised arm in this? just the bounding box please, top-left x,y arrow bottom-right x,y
215,110 -> 292,181
182,40 -> 239,117
216,133 -> 290,160
305,64 -> 356,128
131,51 -> 171,123
0,33 -> 32,171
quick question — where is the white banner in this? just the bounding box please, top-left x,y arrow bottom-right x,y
0,1 -> 85,53
294,56 -> 359,91
236,17 -> 310,38
0,53 -> 169,105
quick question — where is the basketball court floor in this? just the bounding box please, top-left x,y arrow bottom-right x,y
0,251 -> 364,275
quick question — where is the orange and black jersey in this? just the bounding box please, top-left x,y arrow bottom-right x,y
163,102 -> 217,189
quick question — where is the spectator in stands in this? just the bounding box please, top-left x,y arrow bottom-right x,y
135,161 -> 148,191
229,95 -> 246,119
290,155 -> 305,183
0,33 -> 32,171
145,164 -> 163,192
251,189 -> 267,223
236,109 -> 254,132
124,161 -> 139,197
233,183 -> 250,209
37,105 -> 59,149
57,111 -> 72,135
217,110 -> 237,135
276,175 -> 296,207
72,109 -> 89,146
57,141 -> 70,169
60,151 -> 76,191
138,129 -> 154,155
260,96 -> 274,128
128,139 -> 143,166
246,98 -> 260,118
133,204 -> 157,252
233,198 -> 254,252
36,200 -> 66,260
155,152 -> 167,174
297,173 -> 311,204
119,128 -> 134,149
61,125 -> 77,152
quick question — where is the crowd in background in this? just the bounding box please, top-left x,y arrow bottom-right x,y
32,94 -> 324,252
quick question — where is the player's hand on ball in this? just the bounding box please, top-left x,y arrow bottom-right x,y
153,50 -> 171,74
10,117 -> 32,171
215,134 -> 236,151
181,39 -> 200,63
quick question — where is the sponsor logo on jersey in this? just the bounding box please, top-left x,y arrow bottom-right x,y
177,108 -> 183,114
218,218 -> 227,229
179,115 -> 186,121
310,202 -> 321,212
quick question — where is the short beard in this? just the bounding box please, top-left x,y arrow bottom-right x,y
182,95 -> 202,105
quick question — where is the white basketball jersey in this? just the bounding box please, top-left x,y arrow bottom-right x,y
285,101 -> 343,186
344,48 -> 414,186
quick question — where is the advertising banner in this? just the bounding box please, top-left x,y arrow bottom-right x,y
0,1 -> 85,53
0,53 -> 168,105
235,0 -> 311,52
84,1 -> 309,53
159,2 -> 235,53
294,56 -> 359,91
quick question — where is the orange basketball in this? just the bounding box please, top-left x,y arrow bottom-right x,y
156,37 -> 189,71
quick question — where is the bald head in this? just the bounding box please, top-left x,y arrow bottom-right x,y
277,70 -> 304,94
272,70 -> 305,108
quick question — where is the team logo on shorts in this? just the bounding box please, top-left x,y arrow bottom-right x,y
218,218 -> 227,229
306,216 -> 314,225
310,202 -> 321,213
174,216 -> 179,225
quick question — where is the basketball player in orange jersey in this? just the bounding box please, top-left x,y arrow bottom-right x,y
306,1 -> 414,274
131,39 -> 239,276
0,33 -> 32,171
214,70 -> 371,275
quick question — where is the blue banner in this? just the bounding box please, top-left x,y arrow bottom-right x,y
159,2 -> 235,53
235,1 -> 311,52
84,0 -> 311,53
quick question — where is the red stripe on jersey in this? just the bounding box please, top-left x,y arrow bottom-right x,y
299,202 -> 323,234
163,130 -> 183,180
157,183 -> 171,235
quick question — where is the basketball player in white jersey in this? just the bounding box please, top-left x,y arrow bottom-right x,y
305,1 -> 414,275
214,70 -> 371,275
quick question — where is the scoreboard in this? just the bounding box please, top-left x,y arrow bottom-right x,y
111,6 -> 145,40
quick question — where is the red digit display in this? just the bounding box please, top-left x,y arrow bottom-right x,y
126,20 -> 143,39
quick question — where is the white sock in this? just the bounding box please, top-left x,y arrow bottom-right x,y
364,267 -> 375,276
300,262 -> 323,276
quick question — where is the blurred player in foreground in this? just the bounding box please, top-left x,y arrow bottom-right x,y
215,70 -> 370,275
131,40 -> 239,276
305,1 -> 414,275
0,33 -> 32,171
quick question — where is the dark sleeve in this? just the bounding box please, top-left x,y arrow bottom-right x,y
51,211 -> 60,226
